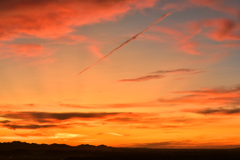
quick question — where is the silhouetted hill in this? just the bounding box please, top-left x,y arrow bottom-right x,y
0,141 -> 240,160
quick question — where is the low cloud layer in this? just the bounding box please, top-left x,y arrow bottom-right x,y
158,85 -> 240,106
188,107 -> 240,115
0,111 -> 125,122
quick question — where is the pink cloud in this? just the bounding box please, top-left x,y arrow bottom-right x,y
189,0 -> 240,16
161,0 -> 240,17
152,25 -> 202,55
0,43 -> 53,59
202,18 -> 240,41
0,0 -> 157,41
50,35 -> 89,45
161,1 -> 192,11
87,45 -> 104,59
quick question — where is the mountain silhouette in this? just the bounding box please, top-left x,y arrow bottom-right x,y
0,141 -> 240,160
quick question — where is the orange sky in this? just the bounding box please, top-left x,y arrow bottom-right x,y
1,0 -> 240,148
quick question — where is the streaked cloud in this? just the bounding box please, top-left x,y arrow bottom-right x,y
0,111 -> 125,122
187,107 -> 240,115
3,124 -> 58,130
152,69 -> 197,74
162,0 -> 240,17
119,68 -> 201,82
107,133 -> 124,136
119,75 -> 164,82
159,85 -> 240,106
132,140 -> 192,148
50,133 -> 86,139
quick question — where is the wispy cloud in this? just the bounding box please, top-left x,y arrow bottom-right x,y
0,111 -> 124,122
119,68 -> 201,82
161,0 -> 240,17
3,124 -> 58,130
158,85 -> 240,106
50,133 -> 86,139
187,107 -> 240,115
152,69 -> 197,74
119,75 -> 164,82
132,140 -> 192,148
77,12 -> 172,76
202,18 -> 240,41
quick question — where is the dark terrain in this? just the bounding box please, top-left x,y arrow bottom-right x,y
0,141 -> 240,160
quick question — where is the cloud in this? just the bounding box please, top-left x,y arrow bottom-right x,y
0,120 -> 11,124
161,1 -> 193,12
77,12 -> 172,76
0,111 -> 125,122
132,140 -> 192,148
0,0 -> 157,41
107,133 -> 124,136
152,25 -> 202,55
60,101 -> 160,109
202,18 -> 240,41
87,45 -> 104,59
158,85 -> 240,106
152,69 -> 197,74
119,75 -> 164,82
0,43 -> 54,62
50,133 -> 86,139
188,107 -> 240,115
161,0 -> 240,17
189,0 -> 240,16
118,68 -> 201,82
3,124 -> 58,130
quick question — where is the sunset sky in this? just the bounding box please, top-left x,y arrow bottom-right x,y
1,0 -> 240,148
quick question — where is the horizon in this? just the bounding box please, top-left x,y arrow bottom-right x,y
1,0 -> 240,149
1,141 -> 240,149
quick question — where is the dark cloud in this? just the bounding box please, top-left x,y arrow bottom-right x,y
118,68 -> 202,82
152,69 -> 197,74
3,124 -> 58,130
119,75 -> 164,82
132,140 -> 192,148
0,111 -> 125,122
0,120 -> 11,124
191,107 -> 240,115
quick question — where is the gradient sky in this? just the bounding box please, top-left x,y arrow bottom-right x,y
1,0 -> 240,148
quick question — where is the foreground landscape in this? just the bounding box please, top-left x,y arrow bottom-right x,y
0,141 -> 239,160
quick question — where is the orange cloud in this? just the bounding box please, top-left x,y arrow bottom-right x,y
0,0 -> 157,41
159,85 -> 240,106
187,106 -> 240,115
0,111 -> 125,123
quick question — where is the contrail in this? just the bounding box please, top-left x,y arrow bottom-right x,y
77,12 -> 172,76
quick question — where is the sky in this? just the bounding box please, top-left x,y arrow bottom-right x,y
0,0 -> 240,149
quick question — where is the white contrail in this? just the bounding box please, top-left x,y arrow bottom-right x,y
77,12 -> 172,76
